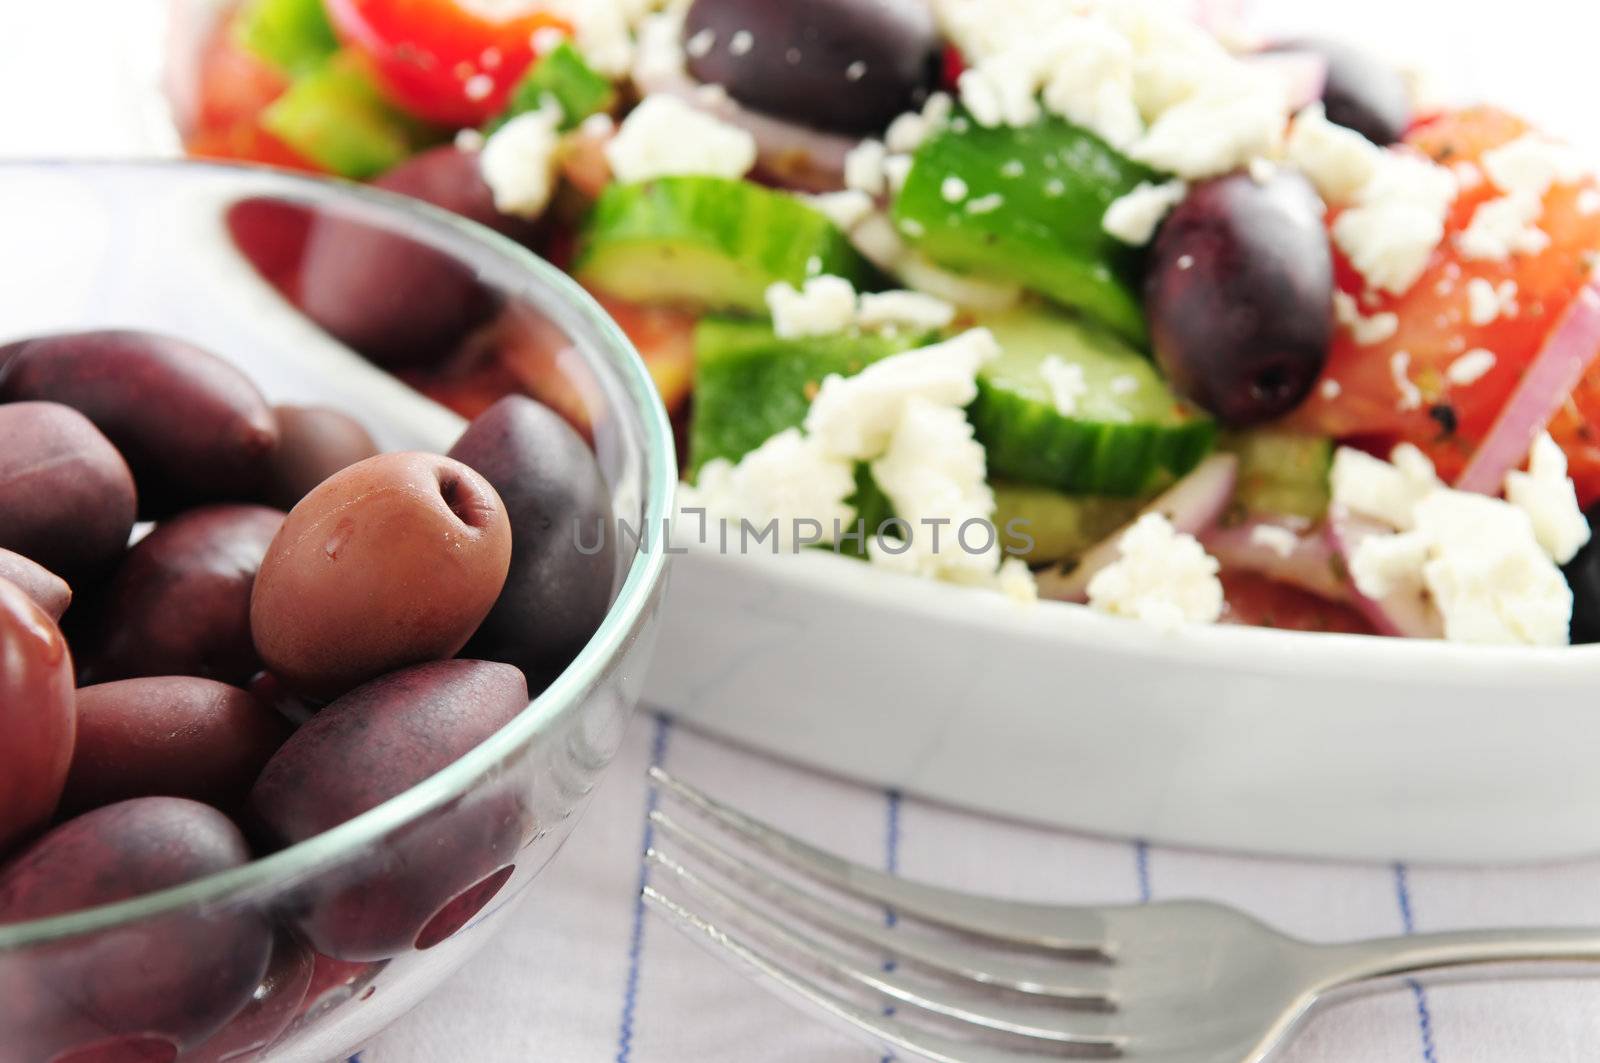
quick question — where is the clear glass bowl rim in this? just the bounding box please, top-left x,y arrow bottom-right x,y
0,158 -> 678,949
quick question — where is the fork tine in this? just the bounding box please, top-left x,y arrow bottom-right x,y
651,809 -> 1115,1004
644,884 -> 1073,1063
650,767 -> 1110,953
648,848 -> 1125,1052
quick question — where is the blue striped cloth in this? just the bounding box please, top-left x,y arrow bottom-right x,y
363,711 -> 1600,1062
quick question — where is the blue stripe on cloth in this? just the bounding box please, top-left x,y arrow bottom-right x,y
346,1054 -> 363,1063
1133,841 -> 1152,903
614,714 -> 673,1063
881,790 -> 903,1062
1393,863 -> 1440,1063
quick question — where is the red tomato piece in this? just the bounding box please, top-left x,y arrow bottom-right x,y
1291,107 -> 1600,498
324,0 -> 569,126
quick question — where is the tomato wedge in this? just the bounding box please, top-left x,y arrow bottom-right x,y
1292,107 -> 1600,500
325,0 -> 568,126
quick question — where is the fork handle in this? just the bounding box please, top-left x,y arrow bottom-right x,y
1316,929 -> 1600,990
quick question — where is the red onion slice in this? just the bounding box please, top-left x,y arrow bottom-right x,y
1324,505 -> 1444,639
1037,454 -> 1239,603
1456,275 -> 1600,495
1201,517 -> 1351,604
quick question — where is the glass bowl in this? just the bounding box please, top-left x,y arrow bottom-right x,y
0,159 -> 675,1062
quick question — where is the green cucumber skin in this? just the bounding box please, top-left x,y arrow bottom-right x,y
893,114 -> 1153,342
576,178 -> 876,313
689,318 -> 929,473
991,482 -> 1142,563
236,0 -> 338,76
1221,430 -> 1334,521
487,42 -> 616,134
261,53 -> 442,179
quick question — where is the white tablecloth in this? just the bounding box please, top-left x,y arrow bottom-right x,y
359,711 -> 1600,1062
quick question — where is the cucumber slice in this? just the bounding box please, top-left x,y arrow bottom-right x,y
1221,430 -> 1334,522
236,0 -> 338,76
486,42 -> 616,134
993,482 -> 1143,563
575,178 -> 874,314
969,308 -> 1215,497
261,53 -> 443,179
892,114 -> 1153,342
689,317 -> 931,473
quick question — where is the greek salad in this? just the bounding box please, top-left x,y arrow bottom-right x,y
172,0 -> 1600,646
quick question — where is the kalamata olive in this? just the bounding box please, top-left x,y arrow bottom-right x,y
0,578 -> 75,854
295,146 -> 532,369
0,401 -> 137,579
248,659 -> 529,959
62,678 -> 291,816
182,931 -> 314,1063
0,798 -> 270,1061
0,548 -> 71,622
263,404 -> 380,510
1275,38 -> 1412,146
251,453 -> 512,698
448,396 -> 615,685
1145,170 -> 1334,427
83,505 -> 285,686
683,0 -> 942,137
1563,505 -> 1600,644
0,331 -> 279,515
294,953 -> 386,1026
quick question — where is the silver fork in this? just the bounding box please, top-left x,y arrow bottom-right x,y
642,768 -> 1600,1062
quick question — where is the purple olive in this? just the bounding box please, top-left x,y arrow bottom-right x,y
182,931 -> 314,1063
0,548 -> 71,623
1276,38 -> 1412,146
263,404 -> 380,511
0,798 -> 270,1061
1144,170 -> 1334,427
62,678 -> 291,816
448,396 -> 615,685
0,402 -> 137,580
83,505 -> 285,686
683,0 -> 941,136
0,331 -> 279,516
295,146 -> 535,369
247,659 -> 530,959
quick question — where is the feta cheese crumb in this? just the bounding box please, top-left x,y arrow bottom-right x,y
1331,444 -> 1442,530
997,557 -> 1038,602
1465,278 -> 1518,326
604,95 -> 757,184
1332,154 -> 1458,296
1320,378 -> 1343,400
856,290 -> 957,334
1285,102 -> 1379,205
1333,291 -> 1399,346
1482,133 -> 1587,200
1459,194 -> 1551,261
478,105 -> 563,218
1087,513 -> 1224,631
1102,179 -> 1188,246
966,192 -> 1005,215
884,154 -> 914,194
1249,523 -> 1299,559
1445,348 -> 1497,387
1506,432 -> 1591,564
941,176 -> 970,204
1039,356 -> 1087,416
684,429 -> 858,552
1389,350 -> 1423,411
766,276 -> 859,339
806,190 -> 875,232
845,139 -> 888,198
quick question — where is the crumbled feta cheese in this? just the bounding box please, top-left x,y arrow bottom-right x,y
684,26 -> 716,58
806,329 -> 999,461
728,29 -> 753,56
1482,134 -> 1587,200
478,105 -> 563,218
1285,102 -> 1379,205
1389,350 -> 1423,411
454,127 -> 486,153
1109,374 -> 1139,396
1348,526 -> 1431,600
1331,444 -> 1442,530
856,290 -> 957,334
1445,348 -> 1497,387
684,429 -> 858,552
885,94 -> 952,156
1130,73 -> 1285,180
941,176 -> 969,203
1102,179 -> 1187,246
766,276 -> 859,339
806,190 -> 875,232
1506,432 -> 1591,563
1333,290 -> 1400,346
1087,513 -> 1224,631
604,94 -> 757,184
1465,278 -> 1518,326
1320,378 -> 1342,400
1040,355 -> 1087,415
883,155 -> 914,195
1332,154 -> 1458,296
1581,188 -> 1600,216
845,139 -> 888,198
1250,523 -> 1299,559
1452,161 -> 1483,191
996,557 -> 1038,602
547,0 -> 664,78
966,193 -> 1005,214
1459,194 -> 1550,261
1249,158 -> 1278,185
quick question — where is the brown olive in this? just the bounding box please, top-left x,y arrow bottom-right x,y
83,505 -> 285,686
449,395 -> 616,685
0,401 -> 137,580
0,330 -> 279,515
250,452 -> 512,698
0,548 -> 70,622
62,677 -> 291,815
0,577 -> 75,854
263,404 -> 380,510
